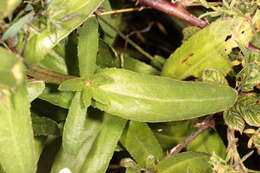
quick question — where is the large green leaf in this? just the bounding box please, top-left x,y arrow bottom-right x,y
0,84 -> 36,173
155,152 -> 211,173
162,17 -> 251,79
78,17 -> 99,78
0,47 -> 24,88
120,121 -> 163,168
24,0 -> 104,66
51,108 -> 104,173
81,115 -> 127,173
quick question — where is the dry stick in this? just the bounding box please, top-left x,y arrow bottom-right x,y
166,116 -> 215,158
133,0 -> 208,28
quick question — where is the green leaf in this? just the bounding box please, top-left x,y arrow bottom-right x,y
236,94 -> 260,127
31,112 -> 60,136
202,68 -> 228,86
98,0 -> 119,45
92,68 -> 237,122
51,108 -> 104,173
240,104 -> 260,127
224,110 -> 245,134
182,26 -> 201,41
0,84 -> 36,173
155,152 -> 211,173
120,121 -> 163,168
237,51 -> 260,92
0,0 -> 21,19
0,47 -> 24,88
187,129 -> 226,159
63,92 -> 89,154
81,115 -> 127,173
78,17 -> 99,78
39,84 -> 74,109
2,12 -> 34,40
39,44 -> 68,75
27,80 -> 45,102
162,17 -> 250,79
58,77 -> 86,91
97,40 -> 160,75
24,0 -> 105,66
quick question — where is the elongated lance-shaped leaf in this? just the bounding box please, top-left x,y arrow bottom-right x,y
0,0 -> 21,19
78,17 -> 99,78
63,91 -> 90,154
2,12 -> 34,40
27,80 -> 45,102
98,0 -> 119,45
155,152 -> 211,173
51,108 -> 104,173
92,68 -> 237,122
0,47 -> 24,88
0,84 -> 36,173
162,17 -> 252,79
81,115 -> 127,173
24,0 -> 104,66
224,110 -> 245,134
120,121 -> 164,168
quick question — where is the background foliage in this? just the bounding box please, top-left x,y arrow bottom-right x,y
0,0 -> 260,172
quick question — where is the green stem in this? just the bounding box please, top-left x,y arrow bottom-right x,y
26,67 -> 75,84
96,14 -> 155,62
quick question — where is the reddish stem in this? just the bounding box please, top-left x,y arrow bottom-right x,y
133,0 -> 208,28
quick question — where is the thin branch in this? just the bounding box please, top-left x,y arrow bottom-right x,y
132,0 -> 208,28
95,14 -> 156,63
165,116 -> 215,158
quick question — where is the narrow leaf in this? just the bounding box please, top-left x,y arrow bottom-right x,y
81,115 -> 127,173
120,121 -> 164,168
63,92 -> 88,154
27,80 -> 45,102
0,47 -> 24,88
0,84 -> 36,173
2,12 -> 34,40
98,0 -> 119,45
78,17 -> 99,78
224,110 -> 245,133
51,108 -> 104,173
155,152 -> 211,173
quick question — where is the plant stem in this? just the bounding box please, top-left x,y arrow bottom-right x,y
26,67 -> 74,84
165,116 -> 214,158
132,0 -> 208,28
95,14 -> 156,62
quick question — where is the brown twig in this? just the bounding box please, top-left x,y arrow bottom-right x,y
165,116 -> 215,158
132,0 -> 208,28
